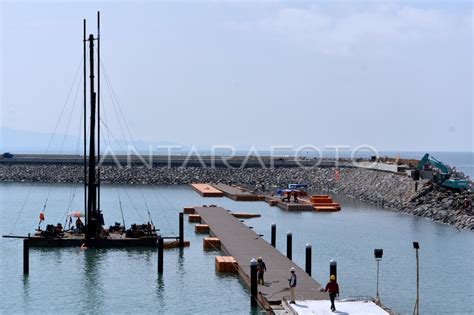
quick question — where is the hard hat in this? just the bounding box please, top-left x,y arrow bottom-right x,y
257,257 -> 262,261
330,275 -> 336,280
290,267 -> 295,272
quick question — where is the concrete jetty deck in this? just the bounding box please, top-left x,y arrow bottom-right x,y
192,206 -> 327,310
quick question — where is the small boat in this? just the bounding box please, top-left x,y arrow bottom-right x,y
26,12 -> 158,248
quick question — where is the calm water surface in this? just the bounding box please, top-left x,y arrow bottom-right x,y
1,183 -> 473,314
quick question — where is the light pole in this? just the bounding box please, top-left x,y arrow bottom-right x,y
413,242 -> 420,315
374,249 -> 383,305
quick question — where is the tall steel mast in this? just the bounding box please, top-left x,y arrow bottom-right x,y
83,18 -> 87,228
85,11 -> 102,241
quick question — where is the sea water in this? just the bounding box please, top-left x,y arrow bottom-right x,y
1,184 -> 473,314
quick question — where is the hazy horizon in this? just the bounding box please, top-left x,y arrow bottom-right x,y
1,1 -> 473,152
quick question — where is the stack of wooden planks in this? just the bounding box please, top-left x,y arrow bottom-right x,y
310,195 -> 341,211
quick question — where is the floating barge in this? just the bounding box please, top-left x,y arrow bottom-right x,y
265,194 -> 342,212
27,232 -> 158,248
265,196 -> 314,211
4,12 -> 161,249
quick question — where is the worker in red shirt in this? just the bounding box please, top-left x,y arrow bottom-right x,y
325,274 -> 339,312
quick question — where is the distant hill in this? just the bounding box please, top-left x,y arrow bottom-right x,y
0,127 -> 181,154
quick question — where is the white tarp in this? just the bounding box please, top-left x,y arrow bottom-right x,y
290,300 -> 389,315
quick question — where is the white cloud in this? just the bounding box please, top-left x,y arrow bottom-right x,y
244,4 -> 471,56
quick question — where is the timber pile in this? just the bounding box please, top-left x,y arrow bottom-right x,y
310,195 -> 341,211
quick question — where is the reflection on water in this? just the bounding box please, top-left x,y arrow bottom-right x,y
1,183 -> 472,314
81,250 -> 105,313
155,274 -> 165,304
22,274 -> 30,312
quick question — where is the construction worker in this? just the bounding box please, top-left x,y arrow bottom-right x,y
292,191 -> 299,203
76,217 -> 84,233
147,221 -> 152,235
325,275 -> 339,312
257,257 -> 267,285
464,198 -> 470,209
288,267 -> 297,304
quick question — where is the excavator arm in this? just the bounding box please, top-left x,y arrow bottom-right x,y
416,153 -> 468,190
416,154 -> 430,171
427,155 -> 450,175
416,153 -> 449,174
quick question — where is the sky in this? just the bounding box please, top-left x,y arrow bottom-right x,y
1,1 -> 473,152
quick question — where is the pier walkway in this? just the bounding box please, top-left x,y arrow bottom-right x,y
192,206 -> 327,309
211,184 -> 264,201
191,183 -> 224,197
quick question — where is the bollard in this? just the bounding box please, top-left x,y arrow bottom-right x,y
250,258 -> 258,307
158,237 -> 164,274
271,223 -> 276,247
413,242 -> 420,315
330,259 -> 337,281
23,238 -> 29,274
305,243 -> 312,276
179,212 -> 184,247
286,231 -> 292,260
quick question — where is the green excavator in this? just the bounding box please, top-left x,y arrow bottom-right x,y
414,154 -> 469,190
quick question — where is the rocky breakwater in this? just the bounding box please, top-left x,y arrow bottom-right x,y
0,163 -> 472,229
406,185 -> 473,230
329,168 -> 473,229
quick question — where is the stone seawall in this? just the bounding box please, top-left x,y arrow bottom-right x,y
1,164 -> 472,229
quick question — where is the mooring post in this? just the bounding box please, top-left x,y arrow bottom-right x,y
158,236 -> 164,274
23,238 -> 29,275
271,223 -> 276,247
305,243 -> 312,276
250,258 -> 258,307
330,258 -> 337,281
413,242 -> 420,315
179,212 -> 184,247
286,231 -> 292,260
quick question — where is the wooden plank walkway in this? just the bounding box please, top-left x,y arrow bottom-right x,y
211,183 -> 264,201
193,206 -> 327,308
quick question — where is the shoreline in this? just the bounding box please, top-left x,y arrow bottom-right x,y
1,163 -> 472,230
